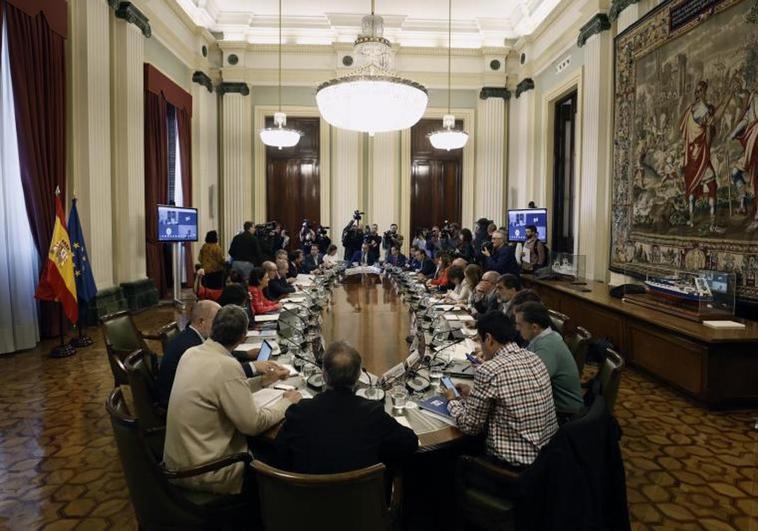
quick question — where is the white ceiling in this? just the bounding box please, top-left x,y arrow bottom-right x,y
177,0 -> 563,48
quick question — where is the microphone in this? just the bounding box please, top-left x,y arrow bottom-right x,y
291,352 -> 325,391
278,311 -> 318,334
276,331 -> 309,354
357,368 -> 385,401
426,337 -> 466,368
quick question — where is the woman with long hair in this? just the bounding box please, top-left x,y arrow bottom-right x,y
247,267 -> 282,314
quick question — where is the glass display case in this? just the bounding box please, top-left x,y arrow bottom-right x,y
620,268 -> 736,321
547,252 -> 586,281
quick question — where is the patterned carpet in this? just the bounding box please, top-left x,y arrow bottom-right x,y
0,306 -> 755,530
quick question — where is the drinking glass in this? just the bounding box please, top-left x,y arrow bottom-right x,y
390,386 -> 409,412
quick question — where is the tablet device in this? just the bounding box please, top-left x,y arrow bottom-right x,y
257,340 -> 273,362
441,376 -> 459,397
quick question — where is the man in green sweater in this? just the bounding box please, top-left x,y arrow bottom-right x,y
515,302 -> 584,420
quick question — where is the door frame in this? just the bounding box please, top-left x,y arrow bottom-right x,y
400,107 -> 475,255
254,105 -> 331,226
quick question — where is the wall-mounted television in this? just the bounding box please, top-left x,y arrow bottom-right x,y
157,205 -> 198,242
506,208 -> 547,243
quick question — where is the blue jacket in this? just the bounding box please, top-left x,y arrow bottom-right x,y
350,251 -> 377,265
302,253 -> 323,273
386,254 -> 407,267
417,257 -> 435,277
485,245 -> 520,276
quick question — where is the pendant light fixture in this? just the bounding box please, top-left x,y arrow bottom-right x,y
428,0 -> 468,151
316,0 -> 428,135
259,0 -> 302,149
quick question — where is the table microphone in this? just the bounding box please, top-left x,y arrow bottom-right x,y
291,352 -> 325,391
357,368 -> 385,401
426,337 -> 466,368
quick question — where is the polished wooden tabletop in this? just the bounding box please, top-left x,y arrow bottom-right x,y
263,274 -> 464,451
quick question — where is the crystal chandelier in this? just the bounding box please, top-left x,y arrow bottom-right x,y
316,1 -> 428,135
259,0 -> 302,149
428,0 -> 468,151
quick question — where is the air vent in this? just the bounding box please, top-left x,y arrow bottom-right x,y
520,52 -> 526,65
555,56 -> 571,74
342,55 -> 354,67
489,59 -> 501,71
228,54 -> 239,66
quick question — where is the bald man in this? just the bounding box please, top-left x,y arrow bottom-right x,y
267,259 -> 297,299
471,271 -> 502,315
158,300 -> 221,408
451,257 -> 468,270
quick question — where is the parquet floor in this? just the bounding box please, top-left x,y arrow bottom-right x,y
0,304 -> 755,530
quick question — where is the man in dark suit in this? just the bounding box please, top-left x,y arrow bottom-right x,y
267,259 -> 296,299
275,341 -> 418,474
414,248 -> 435,277
157,300 -> 220,408
471,271 -> 502,315
302,244 -> 323,273
482,230 -> 520,276
350,243 -> 376,265
228,221 -> 264,280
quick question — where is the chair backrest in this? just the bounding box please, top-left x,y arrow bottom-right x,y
159,322 -> 181,356
564,326 -> 591,375
547,309 -> 572,336
252,460 -> 391,531
597,348 -> 624,413
101,311 -> 145,353
106,388 -> 205,529
125,350 -> 166,459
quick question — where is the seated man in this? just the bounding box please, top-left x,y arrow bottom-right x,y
164,305 -> 301,494
470,271 -> 501,315
515,302 -> 584,418
267,259 -> 297,299
288,250 -> 305,278
276,341 -> 419,474
350,242 -> 376,266
414,248 -> 435,278
302,244 -> 323,273
385,245 -> 406,267
496,274 -> 523,315
504,289 -> 542,319
443,311 -> 558,467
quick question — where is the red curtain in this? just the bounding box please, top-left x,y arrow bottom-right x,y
144,91 -> 169,297
177,107 -> 194,286
7,3 -> 67,337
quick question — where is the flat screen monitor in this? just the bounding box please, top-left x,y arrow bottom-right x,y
157,205 -> 198,242
507,208 -> 547,243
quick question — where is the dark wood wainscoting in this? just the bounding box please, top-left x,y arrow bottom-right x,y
265,117 -> 320,250
410,118 -> 463,235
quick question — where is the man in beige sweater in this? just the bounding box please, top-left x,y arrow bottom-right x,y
164,304 -> 301,494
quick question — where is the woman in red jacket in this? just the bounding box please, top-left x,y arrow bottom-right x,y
248,267 -> 282,314
427,253 -> 452,289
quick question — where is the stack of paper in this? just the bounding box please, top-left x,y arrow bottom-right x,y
443,313 -> 475,322
254,313 -> 280,323
252,388 -> 284,409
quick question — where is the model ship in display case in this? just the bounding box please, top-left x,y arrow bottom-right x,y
644,276 -> 713,304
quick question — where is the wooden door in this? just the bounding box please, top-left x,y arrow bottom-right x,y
410,119 -> 463,235
552,92 -> 577,253
265,117 -> 320,249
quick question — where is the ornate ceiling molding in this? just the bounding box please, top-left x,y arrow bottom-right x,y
217,82 -> 250,96
609,0 -> 640,22
479,87 -> 511,100
115,2 -> 152,38
192,71 -> 214,93
577,13 -> 610,47
515,78 -> 534,98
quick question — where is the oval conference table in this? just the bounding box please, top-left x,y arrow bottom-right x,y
260,273 -> 466,452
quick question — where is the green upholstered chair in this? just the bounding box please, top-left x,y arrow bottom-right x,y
252,460 -> 401,531
125,350 -> 166,458
107,387 -> 255,531
563,326 -> 591,375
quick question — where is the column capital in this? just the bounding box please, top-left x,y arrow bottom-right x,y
515,78 -> 535,98
479,87 -> 511,100
192,71 -> 214,93
577,13 -> 611,47
609,0 -> 640,22
115,2 -> 151,38
218,82 -> 250,96
107,0 -> 120,9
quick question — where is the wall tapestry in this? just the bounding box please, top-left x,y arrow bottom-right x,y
610,0 -> 758,301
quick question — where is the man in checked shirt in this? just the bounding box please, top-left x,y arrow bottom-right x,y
442,311 -> 558,467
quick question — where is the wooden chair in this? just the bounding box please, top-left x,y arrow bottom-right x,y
563,326 -> 591,375
106,387 -> 255,531
455,456 -> 517,531
252,460 -> 401,531
125,350 -> 166,459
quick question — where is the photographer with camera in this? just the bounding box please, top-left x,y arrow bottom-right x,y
315,225 -> 332,254
365,224 -> 382,264
299,220 -> 316,253
481,230 -> 520,276
341,211 -> 366,260
381,223 -> 403,258
455,228 -> 476,262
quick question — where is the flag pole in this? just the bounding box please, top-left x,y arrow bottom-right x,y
50,302 -> 76,358
70,315 -> 93,348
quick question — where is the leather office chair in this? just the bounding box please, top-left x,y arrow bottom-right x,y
563,326 -> 591,375
101,311 -> 151,386
455,456 -> 517,531
596,348 -> 624,413
158,321 -> 180,356
125,350 -> 166,459
547,309 -> 573,336
252,460 -> 401,531
107,387 -> 256,531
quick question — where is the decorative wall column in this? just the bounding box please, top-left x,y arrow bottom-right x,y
110,4 -> 150,283
331,128 -> 363,257
507,79 -> 536,212
191,72 -> 218,257
368,132 -> 400,235
610,0 -> 641,33
475,88 -> 509,223
218,82 -> 252,249
577,15 -> 613,281
70,0 -> 113,288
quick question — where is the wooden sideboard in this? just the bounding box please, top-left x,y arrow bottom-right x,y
522,277 -> 758,409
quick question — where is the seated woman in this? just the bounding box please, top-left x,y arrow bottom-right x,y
444,266 -> 467,301
448,264 -> 480,304
322,244 -> 341,268
193,268 -> 222,302
427,253 -> 452,289
248,267 -> 282,314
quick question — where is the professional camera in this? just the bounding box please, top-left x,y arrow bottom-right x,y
440,219 -> 454,240
318,226 -> 330,236
353,210 -> 365,222
254,221 -> 277,237
481,241 -> 494,254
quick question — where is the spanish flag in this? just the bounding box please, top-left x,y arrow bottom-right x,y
35,192 -> 78,324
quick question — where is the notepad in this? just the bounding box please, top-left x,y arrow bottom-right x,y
443,313 -> 475,322
246,330 -> 277,338
283,303 -> 301,311
702,320 -> 745,330
252,388 -> 284,409
254,313 -> 280,322
434,304 -> 455,311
